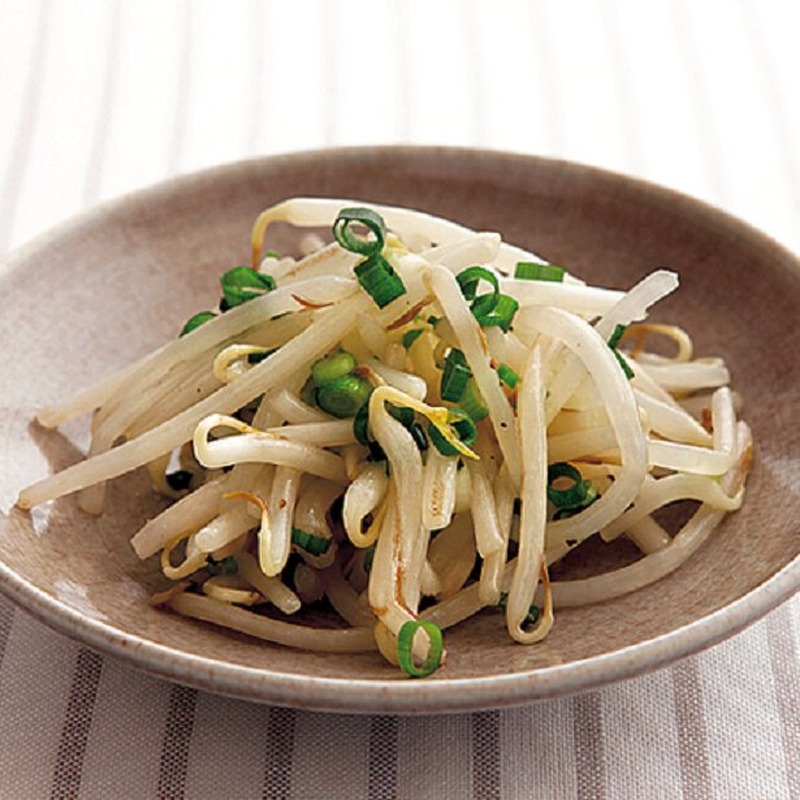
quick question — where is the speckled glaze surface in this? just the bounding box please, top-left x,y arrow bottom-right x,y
1,147 -> 799,714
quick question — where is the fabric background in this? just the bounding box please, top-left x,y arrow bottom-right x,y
0,1 -> 798,798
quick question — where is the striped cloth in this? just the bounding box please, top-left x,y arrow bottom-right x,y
0,1 -> 798,797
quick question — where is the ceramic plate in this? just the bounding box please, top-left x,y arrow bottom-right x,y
1,147 -> 798,713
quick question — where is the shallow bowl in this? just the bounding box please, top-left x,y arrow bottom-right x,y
1,146 -> 798,713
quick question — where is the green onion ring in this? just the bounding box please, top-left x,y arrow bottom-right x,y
311,351 -> 357,387
455,265 -> 499,302
333,207 -> 386,257
397,619 -> 444,678
315,375 -> 373,418
547,462 -> 591,509
353,254 -> 406,308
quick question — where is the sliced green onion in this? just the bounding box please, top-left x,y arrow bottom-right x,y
497,363 -> 520,389
397,619 -> 444,678
553,483 -> 599,519
366,441 -> 387,462
311,351 -> 357,387
390,404 -> 415,428
614,349 -> 635,380
427,407 -> 477,457
455,266 -> 519,330
353,254 -> 406,308
180,311 -> 216,337
514,261 -> 565,282
247,348 -> 277,364
440,348 -> 472,402
402,328 -> 425,349
220,266 -> 276,308
300,378 -> 316,407
459,378 -> 488,422
291,527 -> 331,557
353,402 -> 370,445
315,375 -> 373,418
206,555 -> 238,575
607,324 -> 633,378
547,462 -> 596,509
475,293 -> 519,332
607,323 -> 627,349
363,544 -> 376,573
333,207 -> 386,257
408,420 -> 429,451
456,266 -> 499,302
497,592 -> 540,628
355,402 -> 424,451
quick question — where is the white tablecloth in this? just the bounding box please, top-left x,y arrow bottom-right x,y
1,1 -> 798,797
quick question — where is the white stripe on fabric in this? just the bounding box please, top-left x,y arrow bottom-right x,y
477,0 -> 546,154
255,1 -> 328,155
500,699 -> 578,798
533,0 -> 632,175
81,0 -> 121,207
8,0 -> 110,250
0,0 -> 51,253
607,0 -> 716,203
78,661 -> 173,799
602,670 -> 683,800
97,0 -> 187,200
700,624 -> 792,800
767,606 -> 800,800
178,1 -> 254,175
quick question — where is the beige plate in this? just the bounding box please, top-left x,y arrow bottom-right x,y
1,147 -> 799,714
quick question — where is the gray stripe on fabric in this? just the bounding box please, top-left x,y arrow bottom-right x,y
472,710 -> 501,800
262,706 -> 296,800
81,0 -> 121,206
573,691 -> 606,800
766,607 -> 800,798
368,715 -> 398,800
166,0 -> 192,176
0,598 -> 14,669
157,684 -> 198,800
671,658 -> 711,800
49,648 -> 104,800
0,0 -> 51,252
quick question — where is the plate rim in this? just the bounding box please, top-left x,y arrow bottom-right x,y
2,144 -> 799,714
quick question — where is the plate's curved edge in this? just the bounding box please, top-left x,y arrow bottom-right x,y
3,145 -> 799,282
2,145 -> 800,713
2,547 -> 799,715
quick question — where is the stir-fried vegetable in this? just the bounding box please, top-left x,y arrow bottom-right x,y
17,198 -> 752,678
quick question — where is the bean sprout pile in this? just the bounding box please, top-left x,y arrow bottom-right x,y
17,198 -> 752,678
